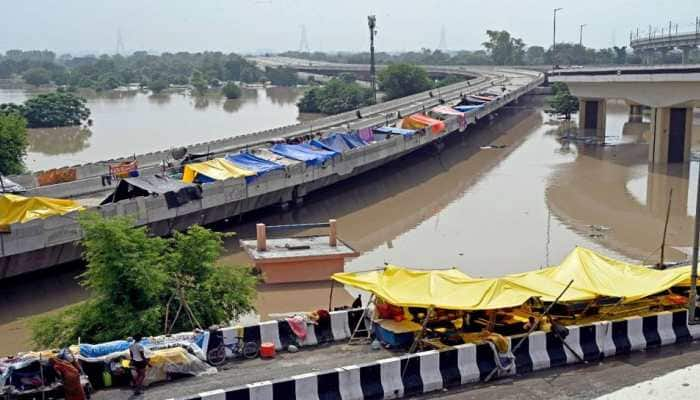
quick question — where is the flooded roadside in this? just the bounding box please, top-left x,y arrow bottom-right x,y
0,86 -> 310,171
2,96 -> 698,355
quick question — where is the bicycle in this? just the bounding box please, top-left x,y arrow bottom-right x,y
207,337 -> 259,366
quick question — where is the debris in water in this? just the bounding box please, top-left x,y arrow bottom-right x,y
480,144 -> 508,149
588,225 -> 611,232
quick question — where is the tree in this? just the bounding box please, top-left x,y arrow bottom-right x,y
148,78 -> 169,94
31,214 -> 258,348
265,67 -> 298,86
547,83 -> 579,119
191,70 -> 209,95
524,46 -> 546,65
21,92 -> 91,128
377,63 -> 433,100
482,30 -> 526,65
22,67 -> 51,86
222,82 -> 242,99
0,113 -> 28,175
297,78 -> 374,114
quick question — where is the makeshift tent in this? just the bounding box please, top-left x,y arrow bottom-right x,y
401,114 -> 446,134
311,133 -> 352,153
225,153 -> 285,183
431,105 -> 468,131
0,176 -> 25,194
0,194 -> 84,231
373,126 -> 416,137
453,105 -> 483,113
343,132 -> 368,148
182,158 -> 255,183
457,96 -> 488,106
252,148 -> 299,166
100,175 -> 202,208
270,143 -> 337,166
333,247 -> 693,311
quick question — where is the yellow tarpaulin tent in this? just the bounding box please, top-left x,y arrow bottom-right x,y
0,194 -> 85,230
333,247 -> 693,311
182,158 -> 255,183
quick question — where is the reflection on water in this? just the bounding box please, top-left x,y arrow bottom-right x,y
27,126 -> 92,155
0,87 -> 308,171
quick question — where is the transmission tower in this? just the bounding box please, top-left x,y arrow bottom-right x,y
116,29 -> 126,55
299,25 -> 310,53
438,25 -> 447,50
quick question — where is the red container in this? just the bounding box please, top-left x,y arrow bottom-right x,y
260,342 -> 276,359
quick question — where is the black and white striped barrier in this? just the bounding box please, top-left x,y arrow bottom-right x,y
180,309 -> 700,400
200,308 -> 366,356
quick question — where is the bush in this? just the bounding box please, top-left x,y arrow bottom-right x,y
222,82 -> 242,99
31,214 -> 259,348
148,79 -> 169,94
378,63 -> 433,100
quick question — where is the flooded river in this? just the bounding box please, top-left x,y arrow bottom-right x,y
0,86 -> 309,171
2,97 -> 700,354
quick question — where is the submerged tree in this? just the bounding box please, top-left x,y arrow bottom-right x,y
222,82 -> 242,99
20,92 -> 91,128
547,82 -> 579,120
377,63 -> 433,100
31,214 -> 258,348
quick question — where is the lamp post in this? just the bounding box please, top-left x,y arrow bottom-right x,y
368,15 -> 377,104
579,24 -> 586,47
689,167 -> 700,324
553,8 -> 563,65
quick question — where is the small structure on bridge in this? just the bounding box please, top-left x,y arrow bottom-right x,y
240,220 -> 358,284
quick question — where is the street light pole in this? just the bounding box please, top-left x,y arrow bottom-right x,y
553,8 -> 563,64
579,24 -> 586,47
368,15 -> 377,104
689,167 -> 700,324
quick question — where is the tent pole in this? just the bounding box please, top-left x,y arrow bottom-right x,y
328,280 -> 335,311
403,306 -> 433,377
348,293 -> 374,344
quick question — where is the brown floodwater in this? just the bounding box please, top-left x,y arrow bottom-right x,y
2,97 -> 699,355
0,86 -> 310,171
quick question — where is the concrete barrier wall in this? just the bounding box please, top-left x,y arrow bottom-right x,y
176,309 -> 700,400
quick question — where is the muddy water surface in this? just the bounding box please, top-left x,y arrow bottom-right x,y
0,87 -> 308,171
2,98 -> 699,355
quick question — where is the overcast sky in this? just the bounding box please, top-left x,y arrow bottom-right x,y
2,0 -> 698,55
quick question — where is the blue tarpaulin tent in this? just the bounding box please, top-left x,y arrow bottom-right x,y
225,152 -> 285,182
270,143 -> 337,166
453,105 -> 483,112
373,126 -> 416,137
341,132 -> 368,149
311,133 -> 352,153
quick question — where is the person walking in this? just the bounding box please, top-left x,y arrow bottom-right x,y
129,334 -> 149,395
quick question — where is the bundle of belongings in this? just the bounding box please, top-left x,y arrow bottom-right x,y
0,175 -> 25,194
0,349 -> 91,399
332,247 -> 694,350
100,175 -> 202,209
0,194 -> 84,232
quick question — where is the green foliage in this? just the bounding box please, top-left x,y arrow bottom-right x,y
148,78 -> 169,94
483,30 -> 526,65
191,70 -> 209,95
265,67 -> 298,86
222,82 -> 242,99
547,83 -> 579,119
22,67 -> 51,86
378,63 -> 433,100
30,214 -> 258,348
297,77 -> 374,114
19,92 -> 91,128
0,113 -> 28,175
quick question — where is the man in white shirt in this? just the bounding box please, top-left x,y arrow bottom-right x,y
129,334 -> 149,395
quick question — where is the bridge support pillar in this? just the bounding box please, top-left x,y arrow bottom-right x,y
578,98 -> 606,134
629,104 -> 644,123
681,47 -> 692,64
649,107 -> 693,164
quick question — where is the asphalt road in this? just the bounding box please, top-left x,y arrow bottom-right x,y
410,341 -> 700,400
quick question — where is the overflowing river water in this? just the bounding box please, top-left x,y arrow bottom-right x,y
0,86 -> 310,171
2,96 -> 699,355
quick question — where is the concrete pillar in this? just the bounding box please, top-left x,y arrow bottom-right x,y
256,223 -> 267,251
578,98 -> 607,134
629,104 -> 644,123
329,219 -> 337,247
681,47 -> 692,64
649,107 -> 693,164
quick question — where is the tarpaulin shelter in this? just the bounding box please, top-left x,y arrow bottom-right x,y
0,176 -> 25,194
310,133 -> 368,153
343,132 -> 368,148
453,105 -> 483,113
401,114 -> 446,134
270,143 -> 337,166
0,194 -> 84,231
373,126 -> 416,137
431,105 -> 468,131
225,153 -> 285,183
182,158 -> 255,183
100,175 -> 202,208
333,247 -> 694,311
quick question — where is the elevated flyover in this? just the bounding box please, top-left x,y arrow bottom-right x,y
631,31 -> 700,64
549,64 -> 700,164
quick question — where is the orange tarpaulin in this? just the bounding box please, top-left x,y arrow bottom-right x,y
401,114 -> 445,135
